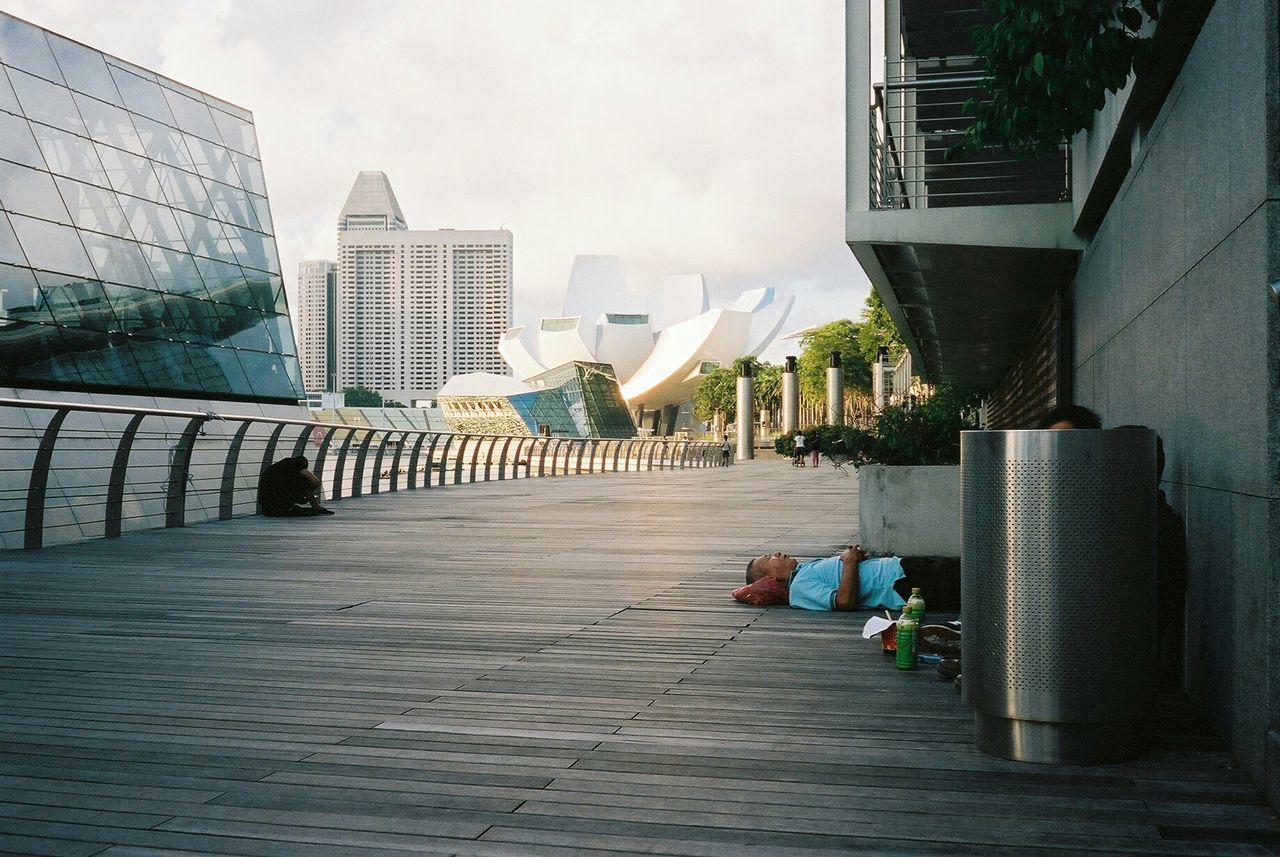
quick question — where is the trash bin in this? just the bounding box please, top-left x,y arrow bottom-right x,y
960,428 -> 1156,764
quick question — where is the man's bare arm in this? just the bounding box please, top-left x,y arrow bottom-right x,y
833,545 -> 866,611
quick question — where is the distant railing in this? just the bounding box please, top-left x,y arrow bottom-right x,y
0,398 -> 723,551
871,57 -> 1071,210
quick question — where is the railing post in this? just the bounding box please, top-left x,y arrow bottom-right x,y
497,436 -> 515,480
612,440 -> 623,472
350,429 -> 379,498
370,430 -> 396,494
469,436 -> 486,483
537,438 -> 552,477
388,431 -> 410,492
216,419 -> 252,522
574,440 -> 587,475
165,415 -> 208,529
329,429 -> 358,501
453,435 -> 472,485
312,426 -> 339,496
646,441 -> 659,471
406,433 -> 430,489
24,409 -> 69,550
437,435 -> 457,486
289,425 -> 312,458
423,434 -> 444,486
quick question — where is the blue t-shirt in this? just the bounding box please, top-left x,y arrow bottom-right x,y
788,555 -> 906,611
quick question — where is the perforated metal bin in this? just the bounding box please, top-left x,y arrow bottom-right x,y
960,429 -> 1157,764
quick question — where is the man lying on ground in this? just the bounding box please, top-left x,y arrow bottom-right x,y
744,545 -> 960,612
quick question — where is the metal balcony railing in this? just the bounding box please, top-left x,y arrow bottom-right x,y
0,398 -> 724,551
871,57 -> 1071,210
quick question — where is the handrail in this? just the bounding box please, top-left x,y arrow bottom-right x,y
0,398 -> 728,551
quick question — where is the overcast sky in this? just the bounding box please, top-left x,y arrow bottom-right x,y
9,0 -> 870,361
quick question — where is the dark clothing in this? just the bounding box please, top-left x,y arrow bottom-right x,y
258,456 -> 311,517
894,556 -> 961,611
1156,490 -> 1187,689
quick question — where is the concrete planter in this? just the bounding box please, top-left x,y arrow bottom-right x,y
857,464 -> 960,556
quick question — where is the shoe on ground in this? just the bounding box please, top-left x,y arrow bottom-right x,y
937,657 -> 960,681
317,507 -> 335,515
918,624 -> 961,657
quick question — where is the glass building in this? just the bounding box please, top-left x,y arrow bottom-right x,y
439,362 -> 636,438
0,12 -> 303,403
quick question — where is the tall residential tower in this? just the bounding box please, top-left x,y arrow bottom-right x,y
331,171 -> 511,403
295,260 -> 336,392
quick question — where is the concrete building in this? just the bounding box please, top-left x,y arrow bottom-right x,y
846,0 -> 1279,808
334,171 -> 512,404
296,259 -> 336,392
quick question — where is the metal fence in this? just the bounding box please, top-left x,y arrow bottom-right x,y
0,398 -> 723,551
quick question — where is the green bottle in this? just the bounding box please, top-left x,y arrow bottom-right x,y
906,587 -> 926,627
895,614 -> 917,670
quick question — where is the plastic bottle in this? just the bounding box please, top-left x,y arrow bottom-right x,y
906,587 -> 926,627
895,614 -> 917,670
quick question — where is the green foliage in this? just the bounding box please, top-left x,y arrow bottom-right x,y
956,0 -> 1159,156
342,386 -> 406,408
845,386 -> 984,467
692,357 -> 782,423
797,320 -> 872,398
856,291 -> 905,368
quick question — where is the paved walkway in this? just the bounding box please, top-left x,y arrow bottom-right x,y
0,461 -> 1276,856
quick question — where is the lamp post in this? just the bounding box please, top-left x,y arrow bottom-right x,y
826,351 -> 844,426
782,355 -> 798,435
735,361 -> 754,461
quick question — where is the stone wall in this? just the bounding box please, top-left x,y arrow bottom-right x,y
1069,0 -> 1280,801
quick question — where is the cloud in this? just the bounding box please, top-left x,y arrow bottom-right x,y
9,0 -> 870,341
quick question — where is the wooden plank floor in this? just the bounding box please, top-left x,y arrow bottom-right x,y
0,461 -> 1276,856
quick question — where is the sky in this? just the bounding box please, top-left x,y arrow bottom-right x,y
7,0 -> 871,362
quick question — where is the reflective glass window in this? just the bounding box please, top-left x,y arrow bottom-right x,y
210,106 -> 258,157
35,273 -> 118,332
59,329 -> 148,389
8,67 -> 86,135
0,65 -> 19,114
249,193 -> 273,235
75,94 -> 144,154
263,312 -> 297,355
204,179 -> 257,230
9,213 -> 94,278
140,244 -> 209,300
192,343 -> 252,394
94,143 -> 160,198
0,261 -> 47,322
45,33 -> 120,104
0,108 -> 47,167
228,149 -> 266,196
0,17 -> 64,83
270,277 -> 289,315
0,322 -> 83,386
182,133 -> 238,185
0,159 -> 71,223
204,93 -> 250,122
0,210 -> 28,266
120,195 -> 186,251
131,115 -> 194,171
55,176 -> 129,236
241,272 -> 276,312
235,348 -> 298,399
173,209 -> 233,260
79,231 -> 157,288
32,122 -> 109,186
160,291 -> 219,343
104,56 -> 157,83
223,223 -> 279,274
195,256 -> 250,306
222,308 -> 273,353
163,88 -> 220,142
103,282 -> 167,336
127,336 -> 195,391
282,350 -> 303,392
152,161 -> 213,217
172,342 -> 233,395
108,65 -> 175,125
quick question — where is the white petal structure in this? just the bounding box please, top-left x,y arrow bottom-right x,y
498,254 -> 793,413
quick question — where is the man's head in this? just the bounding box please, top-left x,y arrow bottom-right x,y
1036,405 -> 1102,430
745,551 -> 799,584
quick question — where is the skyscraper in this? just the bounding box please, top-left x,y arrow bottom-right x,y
295,259 -> 335,392
333,171 -> 511,403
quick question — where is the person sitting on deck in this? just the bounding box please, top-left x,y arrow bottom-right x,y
258,456 -> 334,517
744,545 -> 960,612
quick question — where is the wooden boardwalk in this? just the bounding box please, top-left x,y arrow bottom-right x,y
0,461 -> 1276,856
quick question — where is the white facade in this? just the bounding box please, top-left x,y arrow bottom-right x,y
333,172 -> 512,403
296,260 -> 336,393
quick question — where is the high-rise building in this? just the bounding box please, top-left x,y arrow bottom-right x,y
333,171 -> 511,404
296,259 -> 335,392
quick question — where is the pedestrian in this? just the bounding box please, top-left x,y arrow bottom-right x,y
720,435 -> 732,465
793,431 -> 806,467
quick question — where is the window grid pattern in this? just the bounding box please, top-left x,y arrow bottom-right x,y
0,13 -> 301,402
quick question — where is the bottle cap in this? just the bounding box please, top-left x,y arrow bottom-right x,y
911,587 -> 921,594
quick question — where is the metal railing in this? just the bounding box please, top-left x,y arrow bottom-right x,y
870,57 -> 1071,210
0,398 -> 724,551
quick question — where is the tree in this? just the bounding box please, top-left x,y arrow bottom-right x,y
955,0 -> 1160,156
797,320 -> 871,399
856,291 -> 905,368
692,365 -> 736,424
342,385 -> 406,408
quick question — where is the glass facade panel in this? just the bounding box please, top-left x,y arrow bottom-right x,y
8,67 -> 85,135
75,94 -> 145,154
0,17 -> 63,82
108,65 -> 175,125
46,33 -> 120,104
8,215 -> 94,279
0,158 -> 71,223
0,11 -> 301,402
33,123 -> 108,186
0,108 -> 47,167
55,176 -> 129,235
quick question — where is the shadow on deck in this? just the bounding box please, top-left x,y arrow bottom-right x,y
0,462 -> 1276,856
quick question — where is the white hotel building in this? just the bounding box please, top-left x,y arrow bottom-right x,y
298,171 -> 512,402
